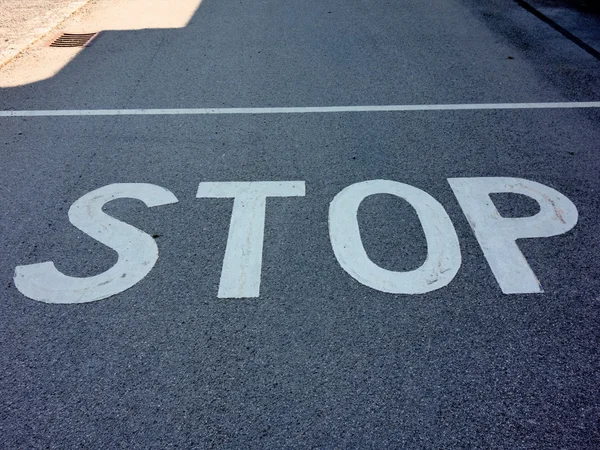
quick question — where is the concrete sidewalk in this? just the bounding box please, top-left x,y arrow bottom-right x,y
0,0 -> 91,67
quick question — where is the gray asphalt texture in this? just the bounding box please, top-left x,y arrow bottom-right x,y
1,0 -> 600,448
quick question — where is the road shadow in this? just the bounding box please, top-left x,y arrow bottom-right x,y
0,0 -> 599,110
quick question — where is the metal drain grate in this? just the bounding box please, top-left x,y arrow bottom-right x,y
49,32 -> 99,48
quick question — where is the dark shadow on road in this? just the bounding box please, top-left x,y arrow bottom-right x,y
0,0 -> 599,111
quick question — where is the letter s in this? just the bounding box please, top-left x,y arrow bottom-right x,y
14,183 -> 178,304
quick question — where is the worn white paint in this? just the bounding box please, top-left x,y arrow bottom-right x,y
329,180 -> 461,294
196,181 -> 305,298
1,102 -> 599,117
14,183 -> 178,304
448,177 -> 578,294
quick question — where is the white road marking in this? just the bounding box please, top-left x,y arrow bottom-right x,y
448,177 -> 578,294
1,102 -> 599,117
11,178 -> 581,303
196,181 -> 305,299
329,180 -> 461,294
14,183 -> 178,304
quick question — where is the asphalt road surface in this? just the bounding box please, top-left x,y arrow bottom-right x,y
1,0 -> 599,448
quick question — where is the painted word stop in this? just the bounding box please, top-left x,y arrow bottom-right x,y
14,178 -> 578,304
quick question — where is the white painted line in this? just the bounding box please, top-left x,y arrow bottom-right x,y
1,102 -> 600,117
